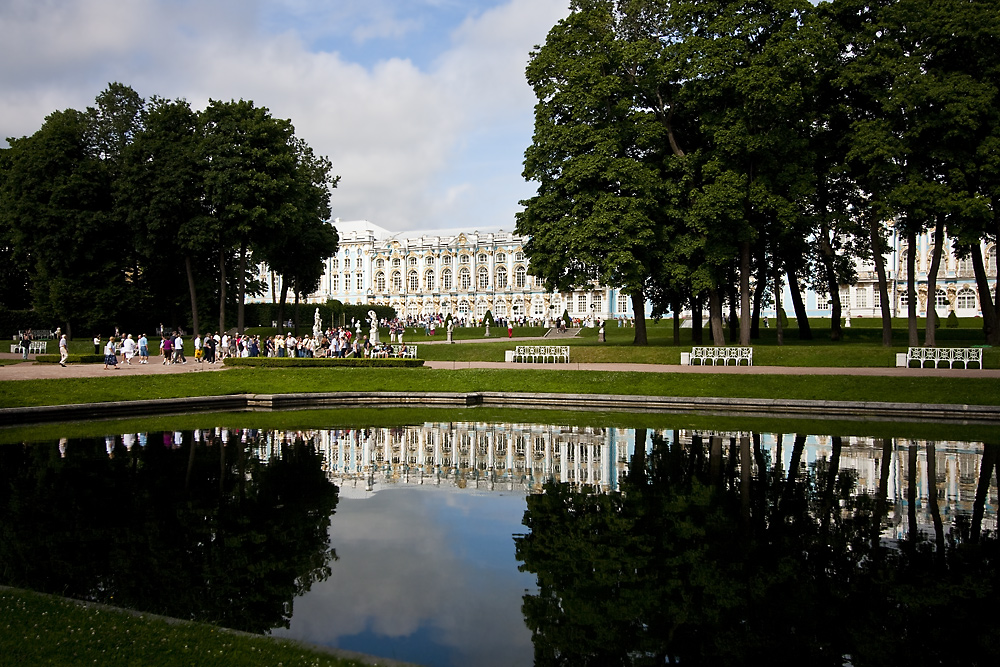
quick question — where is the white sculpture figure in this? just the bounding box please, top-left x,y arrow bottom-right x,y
368,309 -> 380,343
313,308 -> 322,338
447,319 -> 454,344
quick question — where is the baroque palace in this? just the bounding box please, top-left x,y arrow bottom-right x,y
256,219 -> 629,323
254,219 -> 997,322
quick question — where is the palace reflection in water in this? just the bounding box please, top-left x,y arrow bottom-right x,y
3,420 -> 998,666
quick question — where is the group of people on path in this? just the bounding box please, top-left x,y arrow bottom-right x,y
99,333 -> 151,370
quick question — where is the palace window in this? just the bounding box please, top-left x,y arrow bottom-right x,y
425,270 -> 435,291
496,252 -> 506,264
408,271 -> 419,292
515,252 -> 525,262
935,288 -> 948,308
988,246 -> 997,276
458,300 -> 470,314
899,292 -> 909,308
393,257 -> 401,267
375,258 -> 384,269
478,267 -> 489,289
593,294 -> 602,313
477,302 -> 488,317
618,293 -> 629,313
442,255 -> 452,266
356,273 -> 364,290
899,248 -> 908,274
957,256 -> 973,276
392,271 -> 402,292
460,254 -> 471,264
512,302 -> 524,316
533,301 -> 544,316
495,266 -> 508,289
331,274 -> 339,292
957,287 -> 976,309
332,258 -> 340,270
478,254 -> 488,264
817,293 -> 830,310
515,266 -> 526,288
375,272 -> 385,292
425,256 -> 434,266
442,268 -> 453,290
459,268 -> 471,290
855,289 -> 867,308
873,289 -> 881,308
577,294 -> 587,312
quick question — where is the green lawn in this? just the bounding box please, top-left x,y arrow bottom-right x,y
0,588 -> 373,667
1,366 -> 997,409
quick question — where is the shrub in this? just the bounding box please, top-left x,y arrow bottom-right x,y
35,354 -> 105,364
946,311 -> 959,328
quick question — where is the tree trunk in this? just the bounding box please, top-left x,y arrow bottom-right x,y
774,264 -> 784,346
926,441 -> 945,553
708,286 -> 726,345
237,241 -> 247,335
218,248 -> 227,335
184,255 -> 200,337
672,295 -> 681,346
970,244 -> 999,344
786,267 -> 812,339
739,241 -> 751,345
630,291 -> 648,345
819,230 -> 842,341
750,255 -> 766,340
691,294 -> 703,344
293,287 -> 300,335
870,218 -> 893,346
727,284 -> 739,342
277,279 -> 289,329
906,230 -> 918,346
923,216 -> 944,347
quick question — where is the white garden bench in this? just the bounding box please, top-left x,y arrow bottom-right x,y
896,347 -> 983,369
510,345 -> 570,363
681,346 -> 753,366
391,345 -> 418,358
9,341 -> 48,354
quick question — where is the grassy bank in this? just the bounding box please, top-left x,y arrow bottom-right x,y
1,366 -> 998,409
0,587 -> 379,667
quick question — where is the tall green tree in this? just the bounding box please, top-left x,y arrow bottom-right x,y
121,97 -> 214,335
201,99 -> 299,334
0,108 -> 121,336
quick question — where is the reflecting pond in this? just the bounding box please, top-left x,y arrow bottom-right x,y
1,416 -> 998,666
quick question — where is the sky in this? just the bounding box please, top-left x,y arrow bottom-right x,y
0,0 -> 571,233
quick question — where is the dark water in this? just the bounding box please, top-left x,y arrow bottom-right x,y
1,422 -> 998,666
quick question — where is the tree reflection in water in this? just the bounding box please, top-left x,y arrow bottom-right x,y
0,430 -> 339,633
515,431 -> 1000,666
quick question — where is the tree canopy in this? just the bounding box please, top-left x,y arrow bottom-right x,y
518,0 -> 1000,345
0,83 -> 340,337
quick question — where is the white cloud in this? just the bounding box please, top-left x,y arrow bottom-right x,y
0,0 -> 571,232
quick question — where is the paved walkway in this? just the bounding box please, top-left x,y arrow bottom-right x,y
2,351 -> 998,380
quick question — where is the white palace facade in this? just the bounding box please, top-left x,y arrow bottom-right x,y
256,219 -> 631,323
253,219 -> 997,323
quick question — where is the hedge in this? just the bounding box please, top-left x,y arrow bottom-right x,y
223,357 -> 425,368
36,354 -> 106,365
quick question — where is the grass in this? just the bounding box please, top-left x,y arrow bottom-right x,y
0,587 -> 373,667
0,366 -> 997,410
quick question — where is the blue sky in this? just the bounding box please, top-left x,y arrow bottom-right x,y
0,0 -> 570,232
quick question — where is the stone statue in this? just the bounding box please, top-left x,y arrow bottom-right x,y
447,319 -> 454,344
368,309 -> 380,343
313,308 -> 322,338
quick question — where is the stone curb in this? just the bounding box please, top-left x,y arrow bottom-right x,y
1,391 -> 998,426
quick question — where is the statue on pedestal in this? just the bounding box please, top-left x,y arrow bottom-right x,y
368,310 -> 380,343
313,308 -> 322,339
447,319 -> 455,344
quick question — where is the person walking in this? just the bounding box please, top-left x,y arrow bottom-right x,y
138,333 -> 149,364
160,335 -> 172,364
58,334 -> 69,366
173,332 -> 187,364
93,335 -> 101,355
122,334 -> 136,364
103,336 -> 118,370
